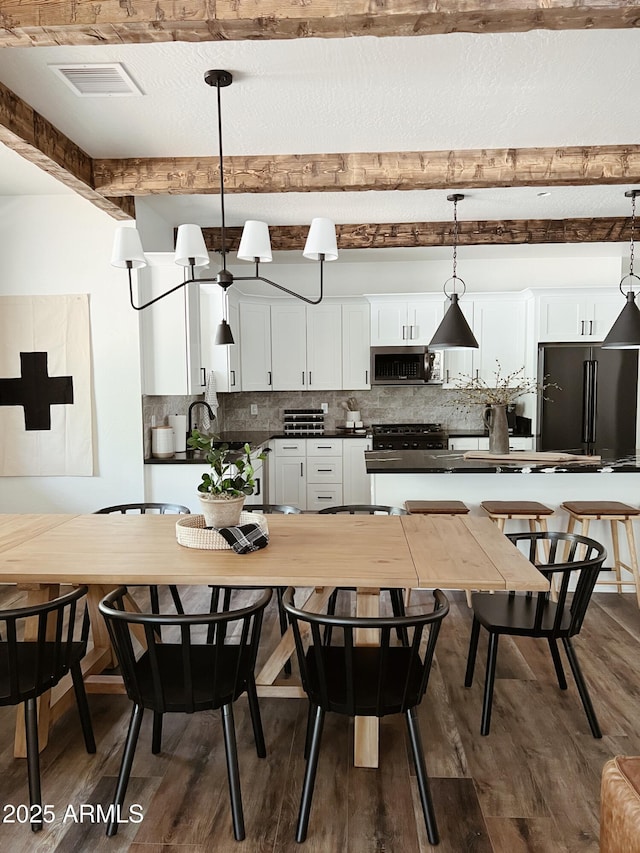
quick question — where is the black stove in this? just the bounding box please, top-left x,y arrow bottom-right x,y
372,423 -> 448,450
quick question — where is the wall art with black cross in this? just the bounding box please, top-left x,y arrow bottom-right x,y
0,352 -> 74,430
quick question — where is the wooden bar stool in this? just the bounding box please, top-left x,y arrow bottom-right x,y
480,500 -> 554,534
561,501 -> 640,607
404,500 -> 470,515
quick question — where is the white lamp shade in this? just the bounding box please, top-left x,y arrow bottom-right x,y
237,220 -> 273,263
303,218 -> 338,261
174,224 -> 209,267
111,227 -> 147,269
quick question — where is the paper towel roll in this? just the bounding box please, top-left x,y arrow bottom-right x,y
168,415 -> 188,452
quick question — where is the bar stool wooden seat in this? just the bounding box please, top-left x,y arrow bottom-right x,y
480,500 -> 554,533
561,501 -> 640,607
405,500 -> 470,515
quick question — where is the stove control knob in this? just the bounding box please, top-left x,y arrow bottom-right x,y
402,442 -> 409,449
411,442 -> 419,449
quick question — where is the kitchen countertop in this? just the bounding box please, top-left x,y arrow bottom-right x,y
145,429 -> 371,463
365,448 -> 640,474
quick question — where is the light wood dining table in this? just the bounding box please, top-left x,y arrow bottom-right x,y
0,512 -> 548,767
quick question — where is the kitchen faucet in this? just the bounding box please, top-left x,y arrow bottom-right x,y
188,401 -> 215,436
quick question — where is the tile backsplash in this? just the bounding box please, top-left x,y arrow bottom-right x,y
143,387 -> 485,453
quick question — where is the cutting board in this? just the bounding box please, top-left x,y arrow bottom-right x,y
463,450 -> 602,463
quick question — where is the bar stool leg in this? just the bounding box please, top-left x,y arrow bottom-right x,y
623,518 -> 640,608
610,519 -> 623,592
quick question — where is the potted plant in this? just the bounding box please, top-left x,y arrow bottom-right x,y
187,430 -> 267,527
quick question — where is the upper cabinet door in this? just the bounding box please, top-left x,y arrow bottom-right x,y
239,301 -> 272,392
200,285 -> 241,393
342,302 -> 371,390
474,297 -> 527,383
406,301 -> 444,344
306,303 -> 343,390
370,301 -> 409,345
139,256 -> 202,395
271,302 -> 307,391
537,291 -> 622,342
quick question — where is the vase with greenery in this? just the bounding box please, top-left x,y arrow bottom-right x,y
187,430 -> 267,527
448,363 -> 558,455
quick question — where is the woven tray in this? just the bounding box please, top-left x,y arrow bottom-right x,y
176,512 -> 269,550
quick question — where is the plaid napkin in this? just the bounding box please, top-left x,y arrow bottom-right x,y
217,523 -> 269,554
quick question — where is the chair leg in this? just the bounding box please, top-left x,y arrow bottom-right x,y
169,584 -> 184,614
70,661 -> 96,753
221,703 -> 245,842
562,637 -> 602,738
405,707 -> 439,846
481,632 -> 500,736
296,704 -> 325,843
547,638 -> 567,690
152,711 -> 163,755
25,699 -> 43,832
464,616 -> 481,687
390,589 -> 409,646
107,703 -> 144,837
245,675 -> 266,759
303,701 -> 314,761
276,587 -> 292,676
324,590 -> 339,645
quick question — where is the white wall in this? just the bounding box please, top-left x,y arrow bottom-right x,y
0,195 -> 144,512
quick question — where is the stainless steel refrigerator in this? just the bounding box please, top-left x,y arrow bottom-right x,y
538,343 -> 638,454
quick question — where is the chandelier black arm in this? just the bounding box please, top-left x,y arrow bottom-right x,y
233,258 -> 326,306
127,267 -> 219,311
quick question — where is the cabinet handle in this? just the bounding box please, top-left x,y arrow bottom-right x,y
317,445 -> 332,449
200,367 -> 206,387
282,445 -> 299,450
365,369 -> 368,384
300,462 -> 304,476
410,325 -> 416,339
402,325 -> 407,340
317,495 -> 333,501
580,320 -> 585,335
255,476 -> 261,497
302,371 -> 305,385
267,371 -> 272,385
446,369 -> 450,383
318,468 -> 333,472
475,370 -> 479,379
230,369 -> 235,387
589,319 -> 594,335
309,371 -> 312,385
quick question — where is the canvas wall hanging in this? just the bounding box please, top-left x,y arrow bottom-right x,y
0,294 -> 93,476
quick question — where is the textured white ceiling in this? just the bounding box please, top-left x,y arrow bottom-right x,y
0,27 -> 639,239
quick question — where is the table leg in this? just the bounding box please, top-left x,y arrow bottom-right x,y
354,588 -> 380,769
14,583 -> 60,757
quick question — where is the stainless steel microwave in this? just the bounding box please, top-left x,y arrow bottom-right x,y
370,346 -> 443,385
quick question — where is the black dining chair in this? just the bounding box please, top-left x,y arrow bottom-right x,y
464,530 -> 607,737
316,504 -> 410,643
0,585 -> 96,832
208,503 -> 302,674
94,502 -> 190,615
99,586 -> 272,841
282,586 -> 449,845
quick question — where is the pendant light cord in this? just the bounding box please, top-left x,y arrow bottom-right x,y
630,193 -> 636,279
452,196 -> 458,282
216,80 -> 227,273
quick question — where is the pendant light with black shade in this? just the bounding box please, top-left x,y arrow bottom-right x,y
602,189 -> 640,349
110,70 -> 338,345
428,194 -> 479,350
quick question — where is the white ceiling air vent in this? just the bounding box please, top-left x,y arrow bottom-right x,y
49,63 -> 143,97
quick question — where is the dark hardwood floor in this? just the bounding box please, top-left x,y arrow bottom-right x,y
0,585 -> 637,852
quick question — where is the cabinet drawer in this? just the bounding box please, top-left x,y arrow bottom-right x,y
307,438 -> 342,457
306,484 -> 343,512
307,458 -> 343,484
448,438 -> 480,451
507,437 -> 534,451
274,439 -> 307,456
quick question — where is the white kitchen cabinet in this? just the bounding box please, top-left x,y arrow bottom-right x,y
307,484 -> 343,511
271,302 -> 342,391
239,301 -> 272,392
369,297 -> 443,345
448,436 -> 533,451
343,438 -> 373,504
448,437 -> 482,451
474,296 -> 528,383
273,454 -> 307,508
200,285 -> 241,392
307,438 -> 342,457
139,254 -> 202,395
537,290 -> 622,342
342,302 -> 371,390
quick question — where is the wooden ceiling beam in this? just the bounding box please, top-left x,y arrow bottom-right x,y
200,218 -> 632,251
0,80 -> 134,220
2,1 -> 640,48
94,145 -> 640,196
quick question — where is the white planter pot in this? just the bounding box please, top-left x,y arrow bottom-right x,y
199,494 -> 246,528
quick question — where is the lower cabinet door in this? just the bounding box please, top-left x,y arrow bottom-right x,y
306,484 -> 343,512
274,456 -> 307,510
